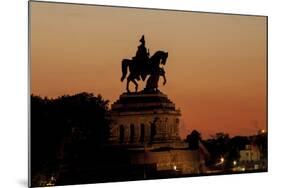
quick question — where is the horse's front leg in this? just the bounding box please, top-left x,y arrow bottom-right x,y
132,79 -> 138,92
134,81 -> 138,92
162,73 -> 167,85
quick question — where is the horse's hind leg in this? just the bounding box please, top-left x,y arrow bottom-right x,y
126,78 -> 130,93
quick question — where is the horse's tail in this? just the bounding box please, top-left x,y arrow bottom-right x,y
121,59 -> 128,82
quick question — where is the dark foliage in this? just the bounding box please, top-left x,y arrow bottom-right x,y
184,130 -> 267,172
203,133 -> 242,168
31,92 -> 110,186
185,130 -> 201,150
203,132 -> 267,170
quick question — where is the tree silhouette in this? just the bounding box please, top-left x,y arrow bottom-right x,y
203,132 -> 253,170
31,92 -> 110,186
185,130 -> 201,150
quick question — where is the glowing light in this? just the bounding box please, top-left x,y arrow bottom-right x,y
220,157 -> 224,163
173,165 -> 177,171
46,182 -> 55,186
233,160 -> 237,165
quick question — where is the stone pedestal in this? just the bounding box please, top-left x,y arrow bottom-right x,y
108,91 -> 181,145
106,91 -> 202,175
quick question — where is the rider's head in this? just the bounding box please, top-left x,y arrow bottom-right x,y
139,35 -> 145,45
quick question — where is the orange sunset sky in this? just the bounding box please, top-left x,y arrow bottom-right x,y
30,2 -> 267,139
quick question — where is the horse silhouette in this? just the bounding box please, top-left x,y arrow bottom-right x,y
121,50 -> 168,93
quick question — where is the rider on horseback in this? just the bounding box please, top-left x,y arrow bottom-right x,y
133,35 -> 150,81
120,35 -> 168,93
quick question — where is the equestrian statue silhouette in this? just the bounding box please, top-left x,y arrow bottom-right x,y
120,35 -> 169,93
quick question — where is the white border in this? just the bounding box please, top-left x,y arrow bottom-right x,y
1,0 -> 280,188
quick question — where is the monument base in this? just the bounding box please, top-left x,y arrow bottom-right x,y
106,90 -> 202,175
108,91 -> 181,145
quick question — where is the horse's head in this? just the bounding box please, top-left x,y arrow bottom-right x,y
150,50 -> 169,67
160,51 -> 169,66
